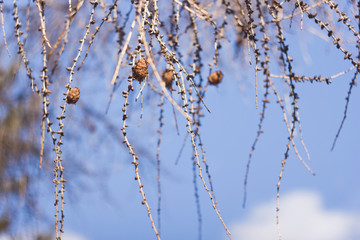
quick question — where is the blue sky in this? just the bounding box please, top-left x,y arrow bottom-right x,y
53,21 -> 360,239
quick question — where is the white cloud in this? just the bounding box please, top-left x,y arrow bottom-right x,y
0,231 -> 87,240
62,231 -> 88,240
231,190 -> 360,240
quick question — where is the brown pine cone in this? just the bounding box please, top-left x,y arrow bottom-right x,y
66,87 -> 80,104
162,69 -> 175,89
132,58 -> 149,82
208,71 -> 223,86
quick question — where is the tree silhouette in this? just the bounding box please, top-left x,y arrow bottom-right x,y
0,0 -> 358,239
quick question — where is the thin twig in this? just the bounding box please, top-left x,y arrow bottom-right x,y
111,16 -> 137,85
35,0 -> 52,48
0,1 -> 10,56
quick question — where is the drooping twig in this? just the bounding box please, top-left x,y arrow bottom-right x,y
35,0 -> 52,48
0,1 -> 10,56
331,70 -> 358,150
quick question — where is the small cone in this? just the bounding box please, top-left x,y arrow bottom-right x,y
132,58 -> 148,82
66,87 -> 80,104
162,69 -> 175,89
208,71 -> 223,86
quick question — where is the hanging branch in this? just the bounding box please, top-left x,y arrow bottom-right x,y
35,0 -> 52,48
156,94 -> 164,236
0,1 -> 10,56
